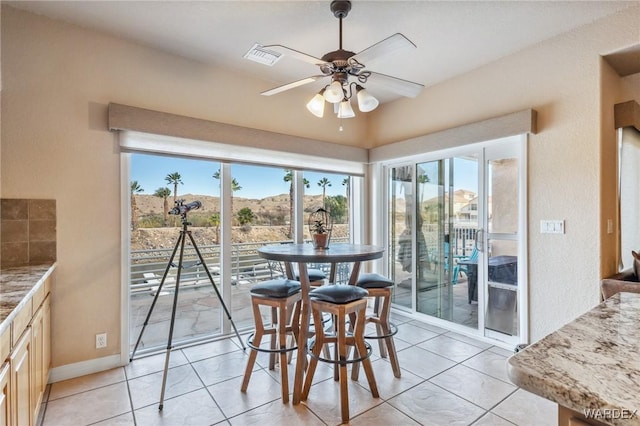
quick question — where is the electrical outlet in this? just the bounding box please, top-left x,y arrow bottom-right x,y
96,333 -> 107,349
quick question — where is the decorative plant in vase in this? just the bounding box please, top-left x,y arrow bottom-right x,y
308,207 -> 333,249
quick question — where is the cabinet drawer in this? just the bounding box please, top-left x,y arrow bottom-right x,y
11,297 -> 32,346
0,327 -> 9,362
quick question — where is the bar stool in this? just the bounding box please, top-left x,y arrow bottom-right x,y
295,267 -> 326,287
352,273 -> 401,379
241,278 -> 301,403
301,285 -> 379,423
270,260 -> 326,286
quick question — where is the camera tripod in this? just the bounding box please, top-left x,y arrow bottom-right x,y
130,212 -> 245,410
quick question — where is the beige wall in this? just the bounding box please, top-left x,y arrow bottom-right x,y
1,4 -> 639,369
0,6 -> 368,368
622,73 -> 640,99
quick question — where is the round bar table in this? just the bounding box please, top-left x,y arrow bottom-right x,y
257,243 -> 384,405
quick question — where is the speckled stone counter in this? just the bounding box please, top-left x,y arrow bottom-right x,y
0,263 -> 56,336
508,292 -> 640,425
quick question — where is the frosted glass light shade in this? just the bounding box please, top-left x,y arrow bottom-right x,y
306,93 -> 325,118
337,99 -> 355,118
324,80 -> 344,103
356,87 -> 379,112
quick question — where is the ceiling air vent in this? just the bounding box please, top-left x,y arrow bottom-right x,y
244,43 -> 282,66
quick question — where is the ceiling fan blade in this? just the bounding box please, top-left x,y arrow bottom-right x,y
367,71 -> 424,98
262,44 -> 328,66
261,75 -> 327,96
352,33 -> 416,65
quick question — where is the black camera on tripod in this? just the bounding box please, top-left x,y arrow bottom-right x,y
168,199 -> 202,219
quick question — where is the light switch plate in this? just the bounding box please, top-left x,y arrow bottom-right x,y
540,220 -> 565,234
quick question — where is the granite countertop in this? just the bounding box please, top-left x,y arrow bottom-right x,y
0,263 -> 56,336
508,292 -> 640,425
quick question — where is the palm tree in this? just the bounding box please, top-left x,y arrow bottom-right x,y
417,172 -> 430,206
213,169 -> 242,224
283,170 -> 309,238
164,172 -> 183,207
153,187 -> 172,226
317,177 -> 332,207
130,181 -> 144,231
209,213 -> 220,244
237,207 -> 256,226
165,172 -> 183,227
342,177 -> 350,222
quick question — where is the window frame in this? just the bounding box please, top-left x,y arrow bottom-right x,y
120,139 -> 366,358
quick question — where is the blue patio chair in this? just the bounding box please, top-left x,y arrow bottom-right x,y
456,246 -> 479,283
444,242 -> 479,284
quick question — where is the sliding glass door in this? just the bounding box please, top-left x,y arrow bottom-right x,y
413,156 -> 479,327
387,156 -> 479,327
386,136 -> 526,345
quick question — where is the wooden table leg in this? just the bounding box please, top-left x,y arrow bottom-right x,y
292,262 -> 309,405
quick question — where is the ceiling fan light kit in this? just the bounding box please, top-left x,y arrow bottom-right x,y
250,0 -> 423,125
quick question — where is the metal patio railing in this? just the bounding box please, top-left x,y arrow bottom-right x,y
130,238 -> 351,294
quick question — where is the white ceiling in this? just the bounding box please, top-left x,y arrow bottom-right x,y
7,1 -> 637,103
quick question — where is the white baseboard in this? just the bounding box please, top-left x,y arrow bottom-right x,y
48,354 -> 124,383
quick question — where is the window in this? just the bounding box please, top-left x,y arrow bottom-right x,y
127,153 -> 360,354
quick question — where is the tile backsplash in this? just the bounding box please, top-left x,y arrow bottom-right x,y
1,199 -> 56,267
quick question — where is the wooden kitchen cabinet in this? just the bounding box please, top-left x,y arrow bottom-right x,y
0,362 -> 10,426
10,328 -> 33,426
1,270 -> 53,426
31,299 -> 47,422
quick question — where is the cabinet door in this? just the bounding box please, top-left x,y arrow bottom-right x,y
43,296 -> 51,385
32,305 -> 44,420
0,362 -> 10,426
10,328 -> 32,426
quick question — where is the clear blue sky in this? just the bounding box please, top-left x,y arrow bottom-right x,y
130,153 -> 349,199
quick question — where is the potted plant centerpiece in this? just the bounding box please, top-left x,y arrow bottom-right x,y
309,207 -> 333,249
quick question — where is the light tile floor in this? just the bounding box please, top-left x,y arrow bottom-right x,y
39,312 -> 557,425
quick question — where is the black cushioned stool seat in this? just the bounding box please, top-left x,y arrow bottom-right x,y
310,284 -> 368,304
241,278 -> 301,403
353,273 -> 401,379
302,284 -> 378,423
295,268 -> 327,286
251,278 -> 301,298
356,272 -> 394,288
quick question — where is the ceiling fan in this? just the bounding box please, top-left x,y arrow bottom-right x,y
245,0 -> 424,119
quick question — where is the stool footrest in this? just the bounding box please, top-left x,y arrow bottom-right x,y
246,332 -> 297,354
363,321 -> 398,340
307,341 -> 372,366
